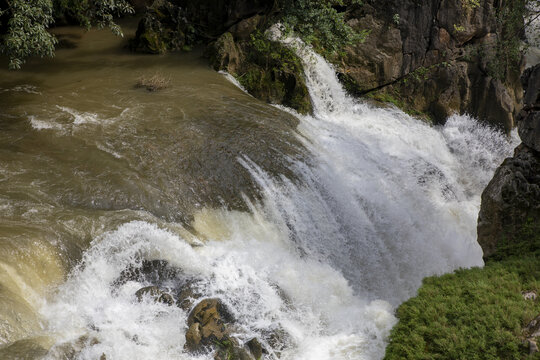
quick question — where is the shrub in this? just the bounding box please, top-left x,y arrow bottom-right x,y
278,0 -> 368,57
135,73 -> 170,91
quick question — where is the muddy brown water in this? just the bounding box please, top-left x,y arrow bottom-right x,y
0,20 -> 303,355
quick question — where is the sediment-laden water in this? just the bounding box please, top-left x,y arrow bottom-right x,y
0,22 -> 518,359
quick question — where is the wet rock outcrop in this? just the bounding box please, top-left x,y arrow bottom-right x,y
477,64 -> 540,259
338,0 -> 523,129
207,30 -> 312,114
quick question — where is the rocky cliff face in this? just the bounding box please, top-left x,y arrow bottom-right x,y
131,0 -> 524,130
477,64 -> 540,260
339,0 -> 523,130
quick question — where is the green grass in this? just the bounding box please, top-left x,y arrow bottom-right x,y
384,226 -> 540,360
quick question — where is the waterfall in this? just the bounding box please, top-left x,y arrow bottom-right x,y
38,33 -> 518,360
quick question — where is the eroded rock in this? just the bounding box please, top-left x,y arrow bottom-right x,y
185,298 -> 232,351
135,286 -> 174,305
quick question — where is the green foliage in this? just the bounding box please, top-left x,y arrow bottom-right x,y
0,0 -> 133,69
54,0 -> 133,35
278,0 -> 368,57
462,0 -> 481,10
0,0 -> 56,69
249,30 -> 303,73
486,0 -> 529,80
384,226 -> 540,360
454,0 -> 539,80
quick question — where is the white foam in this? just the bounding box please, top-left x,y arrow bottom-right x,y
29,116 -> 64,131
56,106 -> 101,125
41,219 -> 395,360
219,71 -> 251,95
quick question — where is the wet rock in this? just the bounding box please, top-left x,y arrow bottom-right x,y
135,286 -> 174,305
246,337 -> 264,359
184,298 -> 262,359
214,340 -> 253,360
185,298 -> 232,351
338,11 -> 403,93
131,0 -> 274,54
114,259 -> 180,287
175,279 -> 203,310
261,326 -> 291,357
229,15 -> 263,41
45,335 -> 100,359
185,322 -> 203,351
130,0 -> 194,54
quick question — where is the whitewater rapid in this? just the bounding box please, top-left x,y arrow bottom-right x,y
39,35 -> 518,359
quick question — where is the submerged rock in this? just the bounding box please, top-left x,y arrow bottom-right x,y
135,286 -> 174,305
114,259 -> 181,287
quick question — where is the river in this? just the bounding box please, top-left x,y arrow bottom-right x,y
0,21 -> 518,359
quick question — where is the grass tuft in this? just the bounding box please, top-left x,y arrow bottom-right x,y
135,73 -> 170,91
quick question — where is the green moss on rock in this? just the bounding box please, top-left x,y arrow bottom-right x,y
207,31 -> 313,115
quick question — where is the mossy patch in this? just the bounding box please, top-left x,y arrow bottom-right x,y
365,90 -> 432,123
384,225 -> 540,360
209,31 -> 312,115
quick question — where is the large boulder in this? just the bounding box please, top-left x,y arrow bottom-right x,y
184,298 -> 257,359
185,298 -> 233,350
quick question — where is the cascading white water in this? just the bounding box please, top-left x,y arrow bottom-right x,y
39,32 -> 518,360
